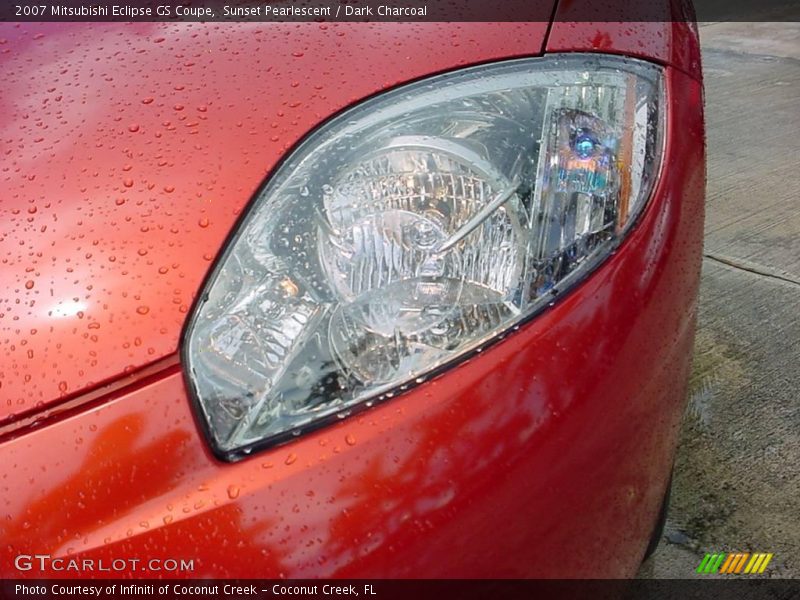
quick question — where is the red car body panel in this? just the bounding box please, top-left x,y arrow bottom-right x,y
0,21 -> 554,423
546,0 -> 702,78
0,18 -> 705,579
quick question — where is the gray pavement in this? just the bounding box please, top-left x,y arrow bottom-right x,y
638,22 -> 800,578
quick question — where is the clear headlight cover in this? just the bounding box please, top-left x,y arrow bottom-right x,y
184,55 -> 663,459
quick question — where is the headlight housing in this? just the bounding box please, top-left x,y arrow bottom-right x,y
184,55 -> 664,460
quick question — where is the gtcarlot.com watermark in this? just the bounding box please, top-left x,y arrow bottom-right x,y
14,553 -> 194,573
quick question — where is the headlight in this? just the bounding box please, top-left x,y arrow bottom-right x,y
184,55 -> 663,459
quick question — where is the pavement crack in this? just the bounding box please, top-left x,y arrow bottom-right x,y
703,253 -> 800,288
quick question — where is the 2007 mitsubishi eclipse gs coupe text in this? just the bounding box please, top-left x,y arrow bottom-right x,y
0,1 -> 705,579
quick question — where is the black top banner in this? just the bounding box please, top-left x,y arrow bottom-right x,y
1,0 -> 799,22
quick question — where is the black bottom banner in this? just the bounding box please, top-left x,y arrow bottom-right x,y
2,580 -> 800,600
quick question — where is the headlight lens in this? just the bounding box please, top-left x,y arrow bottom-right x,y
184,55 -> 663,458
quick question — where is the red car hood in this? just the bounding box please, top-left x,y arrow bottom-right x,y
0,21 -> 552,425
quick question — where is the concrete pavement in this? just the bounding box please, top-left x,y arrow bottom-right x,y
638,22 -> 800,578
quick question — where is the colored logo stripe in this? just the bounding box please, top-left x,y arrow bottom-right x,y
696,553 -> 726,573
745,553 -> 773,574
697,552 -> 774,575
721,553 -> 749,573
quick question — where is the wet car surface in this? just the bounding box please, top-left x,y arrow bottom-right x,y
1,17 -> 705,578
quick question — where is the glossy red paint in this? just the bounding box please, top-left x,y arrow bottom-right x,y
546,0 -> 702,79
0,50 -> 705,578
0,21 -> 553,423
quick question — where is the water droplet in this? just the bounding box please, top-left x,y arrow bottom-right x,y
227,485 -> 240,499
24,280 -> 34,290
128,124 -> 140,133
345,434 -> 356,446
285,453 -> 298,465
136,306 -> 150,315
